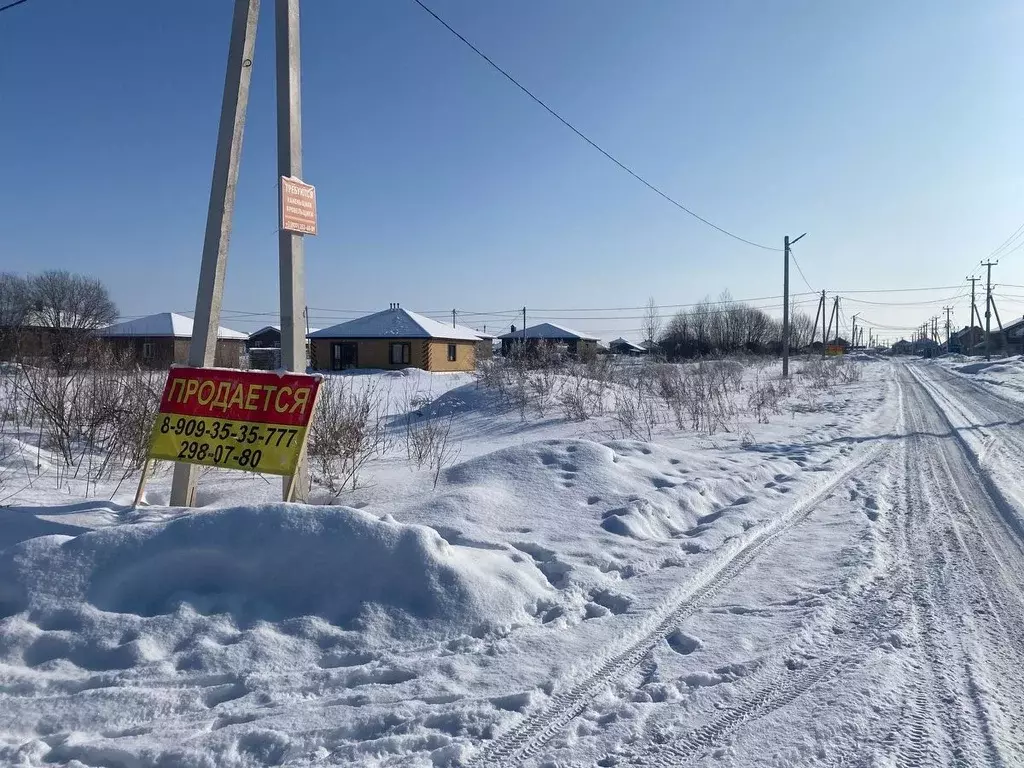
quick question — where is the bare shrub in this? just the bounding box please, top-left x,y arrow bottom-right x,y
307,378 -> 390,495
835,358 -> 863,384
405,411 -> 446,469
18,363 -> 82,469
651,361 -> 737,434
798,356 -> 861,389
614,386 -> 658,441
475,359 -> 504,391
559,382 -> 591,422
477,344 -> 564,420
529,365 -> 556,417
14,356 -> 165,495
686,362 -> 737,434
430,415 -> 460,489
653,364 -> 688,430
748,370 -> 790,424
558,361 -> 609,422
798,356 -> 834,390
404,409 -> 461,488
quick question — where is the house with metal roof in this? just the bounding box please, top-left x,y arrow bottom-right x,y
608,337 -> 647,356
307,304 -> 483,372
498,322 -> 599,358
97,312 -> 247,368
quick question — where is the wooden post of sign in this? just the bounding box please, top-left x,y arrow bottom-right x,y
132,460 -> 154,508
285,378 -> 321,503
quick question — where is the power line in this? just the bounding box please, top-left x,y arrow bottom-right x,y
995,236 -> 1024,260
410,0 -> 778,252
790,252 -> 815,292
988,219 -> 1024,259
526,292 -> 817,313
840,294 -> 963,307
0,0 -> 31,14
832,285 -> 963,294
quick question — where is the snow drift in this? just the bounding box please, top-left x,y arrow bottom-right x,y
0,504 -> 552,635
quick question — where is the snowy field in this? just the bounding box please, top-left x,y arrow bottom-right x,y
2,355 -> 1024,766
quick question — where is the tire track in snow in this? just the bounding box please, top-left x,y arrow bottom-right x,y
470,434 -> 896,767
622,656 -> 854,768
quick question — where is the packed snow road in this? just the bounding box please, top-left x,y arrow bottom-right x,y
587,362 -> 1024,768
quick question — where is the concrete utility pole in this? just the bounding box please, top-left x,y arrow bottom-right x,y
810,290 -> 826,349
851,314 -> 859,350
452,309 -> 456,328
944,306 -> 953,353
983,261 -> 997,361
825,296 -> 840,346
276,0 -> 310,501
967,276 -> 983,329
522,307 -> 527,343
781,233 -> 806,378
170,0 -> 261,507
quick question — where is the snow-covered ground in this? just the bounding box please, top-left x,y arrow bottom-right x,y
2,356 -> 1024,766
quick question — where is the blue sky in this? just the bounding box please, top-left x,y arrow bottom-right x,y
1,0 -> 1022,343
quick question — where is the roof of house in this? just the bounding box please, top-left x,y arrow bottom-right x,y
249,324 -> 320,339
307,307 -> 481,341
609,337 -> 645,352
98,312 -> 248,340
497,322 -> 599,341
954,326 -> 983,338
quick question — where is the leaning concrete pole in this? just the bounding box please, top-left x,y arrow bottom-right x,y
170,0 -> 261,507
276,0 -> 309,501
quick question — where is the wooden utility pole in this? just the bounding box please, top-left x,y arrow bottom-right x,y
276,0 -> 310,501
522,307 -> 527,343
781,233 -> 806,378
170,0 -> 261,507
983,261 -> 997,361
452,309 -> 457,328
943,306 -> 953,353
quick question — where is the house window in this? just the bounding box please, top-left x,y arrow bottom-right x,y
447,343 -> 457,362
389,342 -> 410,365
142,342 -> 154,360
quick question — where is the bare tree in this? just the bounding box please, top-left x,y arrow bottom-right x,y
641,296 -> 662,348
31,271 -> 117,333
29,271 -> 118,367
789,310 -> 816,352
0,273 -> 32,360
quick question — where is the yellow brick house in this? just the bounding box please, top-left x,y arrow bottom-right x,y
308,304 -> 483,372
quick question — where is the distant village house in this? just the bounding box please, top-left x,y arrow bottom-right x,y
308,304 -> 485,372
96,312 -> 247,368
498,323 -> 599,359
